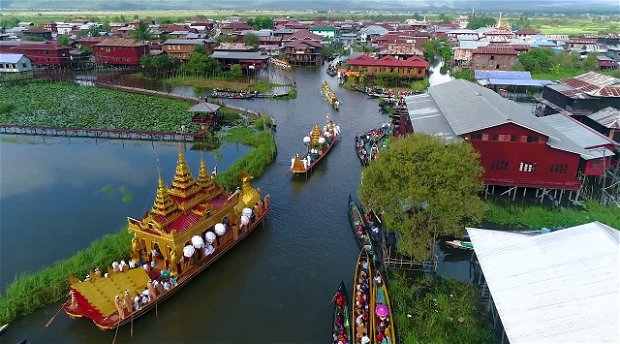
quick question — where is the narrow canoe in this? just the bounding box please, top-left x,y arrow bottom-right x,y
348,195 -> 370,249
331,281 -> 352,344
371,270 -> 396,344
351,249 -> 373,344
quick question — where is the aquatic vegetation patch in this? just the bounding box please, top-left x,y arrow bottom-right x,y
0,81 -> 194,132
389,272 -> 495,344
484,201 -> 620,230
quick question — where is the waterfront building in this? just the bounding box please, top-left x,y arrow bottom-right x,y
210,50 -> 269,70
346,54 -> 429,79
0,41 -> 71,66
468,222 -> 619,344
471,45 -> 518,71
282,29 -> 323,66
538,72 -> 620,116
0,53 -> 33,73
405,80 -> 615,200
162,39 -> 213,60
22,29 -> 53,40
93,38 -> 148,66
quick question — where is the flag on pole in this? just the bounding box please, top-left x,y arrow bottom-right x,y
212,166 -> 217,177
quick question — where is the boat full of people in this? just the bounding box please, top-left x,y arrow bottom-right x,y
331,282 -> 352,344
371,270 -> 396,344
62,152 -> 270,330
355,124 -> 392,166
352,249 -> 373,344
290,116 -> 341,175
321,81 -> 341,110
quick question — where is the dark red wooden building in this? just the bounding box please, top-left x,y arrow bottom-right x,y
93,38 -> 148,65
405,79 -> 616,202
0,41 -> 72,66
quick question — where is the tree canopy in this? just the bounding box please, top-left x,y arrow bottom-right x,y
57,35 -> 70,46
132,21 -> 153,42
140,54 -> 180,77
466,16 -> 497,29
359,134 -> 485,260
243,32 -> 260,49
421,38 -> 452,64
178,50 -> 221,77
230,64 -> 243,78
247,16 -> 273,30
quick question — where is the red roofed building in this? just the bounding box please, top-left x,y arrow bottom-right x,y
471,45 -> 518,71
0,41 -> 72,66
347,54 -> 429,79
93,38 -> 148,65
220,21 -> 251,35
282,29 -> 323,66
540,72 -> 620,116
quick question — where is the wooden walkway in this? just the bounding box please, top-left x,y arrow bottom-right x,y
0,125 -> 196,142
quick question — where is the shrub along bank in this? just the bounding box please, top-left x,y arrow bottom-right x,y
0,126 -> 276,325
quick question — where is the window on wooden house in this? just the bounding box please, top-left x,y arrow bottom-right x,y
491,134 -> 499,141
510,135 -> 517,142
526,135 -> 539,143
471,133 -> 483,141
490,55 -> 495,60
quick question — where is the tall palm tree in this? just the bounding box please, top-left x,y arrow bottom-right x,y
132,21 -> 154,57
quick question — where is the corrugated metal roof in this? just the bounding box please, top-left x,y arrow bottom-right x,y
467,222 -> 619,344
587,107 -> 620,129
163,39 -> 208,45
474,70 -> 532,80
0,53 -> 27,63
423,80 -> 551,137
484,78 -> 554,87
188,102 -> 220,113
404,94 -> 461,143
210,51 -> 269,60
458,40 -> 489,50
539,113 -> 615,149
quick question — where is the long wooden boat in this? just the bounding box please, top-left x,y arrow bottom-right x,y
348,195 -> 371,249
352,250 -> 373,344
371,270 -> 396,344
62,153 -> 270,330
331,281 -> 352,344
289,121 -> 340,175
321,81 -> 340,110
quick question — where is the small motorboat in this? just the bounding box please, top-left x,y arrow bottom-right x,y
444,240 -> 473,250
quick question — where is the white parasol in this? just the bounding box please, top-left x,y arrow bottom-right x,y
241,215 -> 250,225
205,231 -> 216,244
214,223 -> 226,236
242,207 -> 253,217
318,137 -> 326,144
323,131 -> 331,137
191,235 -> 205,249
183,245 -> 195,258
303,136 -> 311,144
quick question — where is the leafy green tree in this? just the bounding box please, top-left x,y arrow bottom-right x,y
579,53 -> 597,72
248,16 -> 273,30
102,20 -> 111,33
422,38 -> 451,64
517,48 -> 553,73
467,16 -> 497,29
88,24 -> 102,37
57,35 -> 70,46
452,70 -> 474,81
132,21 -> 153,42
243,32 -> 260,50
230,64 -> 243,79
438,13 -> 453,24
359,134 -> 485,260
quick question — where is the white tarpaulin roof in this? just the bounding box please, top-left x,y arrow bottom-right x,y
467,222 -> 619,344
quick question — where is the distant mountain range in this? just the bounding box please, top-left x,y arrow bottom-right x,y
2,0 -> 619,13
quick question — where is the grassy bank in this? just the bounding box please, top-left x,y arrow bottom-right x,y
165,76 -> 279,93
390,272 -> 495,344
0,126 -> 276,325
484,201 -> 620,230
0,81 -> 193,132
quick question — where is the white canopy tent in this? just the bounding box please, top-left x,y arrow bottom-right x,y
467,222 -> 619,344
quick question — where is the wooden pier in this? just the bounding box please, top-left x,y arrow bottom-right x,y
0,125 -> 196,142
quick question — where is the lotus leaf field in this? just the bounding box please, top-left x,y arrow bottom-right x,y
0,82 -> 195,132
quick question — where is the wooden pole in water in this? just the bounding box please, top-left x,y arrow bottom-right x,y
111,318 -> 121,344
44,304 -> 65,328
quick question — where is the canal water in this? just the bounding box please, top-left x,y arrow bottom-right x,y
0,64 -> 470,343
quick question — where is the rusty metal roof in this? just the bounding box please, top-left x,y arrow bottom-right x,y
587,107 -> 620,129
561,72 -> 620,98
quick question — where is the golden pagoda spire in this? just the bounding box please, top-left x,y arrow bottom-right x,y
151,175 -> 177,217
197,156 -> 213,188
167,149 -> 200,199
310,123 -> 322,144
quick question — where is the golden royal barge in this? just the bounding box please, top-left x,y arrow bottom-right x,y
62,151 -> 270,330
290,118 -> 340,175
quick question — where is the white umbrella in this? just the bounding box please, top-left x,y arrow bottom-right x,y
241,215 -> 250,225
205,231 -> 216,244
318,137 -> 326,144
183,245 -> 195,258
214,223 -> 226,236
204,245 -> 214,256
324,131 -> 331,137
242,207 -> 253,217
191,235 -> 205,249
303,136 -> 311,144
